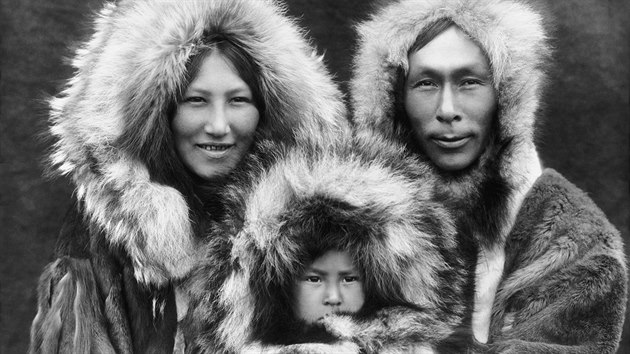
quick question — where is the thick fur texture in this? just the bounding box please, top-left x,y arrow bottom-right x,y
350,0 -> 627,352
181,136 -> 470,353
47,0 -> 347,286
351,0 -> 551,247
486,170 -> 627,353
32,0 -> 348,352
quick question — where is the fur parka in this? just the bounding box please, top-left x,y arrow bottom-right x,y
181,136 -> 471,353
30,0 -> 348,353
349,0 -> 627,352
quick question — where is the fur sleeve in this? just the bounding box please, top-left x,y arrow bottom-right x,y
29,257 -> 117,354
488,170 -> 628,353
488,254 -> 627,354
318,306 -> 462,353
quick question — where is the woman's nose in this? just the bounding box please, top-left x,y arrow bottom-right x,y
323,284 -> 342,306
436,86 -> 461,123
204,105 -> 230,136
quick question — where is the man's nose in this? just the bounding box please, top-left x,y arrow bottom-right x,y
323,283 -> 342,306
436,86 -> 461,123
204,105 -> 230,136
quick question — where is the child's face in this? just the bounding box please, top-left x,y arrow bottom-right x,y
293,251 -> 365,324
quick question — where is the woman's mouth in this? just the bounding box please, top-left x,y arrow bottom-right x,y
196,143 -> 234,157
431,135 -> 471,149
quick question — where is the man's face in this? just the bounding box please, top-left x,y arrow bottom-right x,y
404,26 -> 496,171
293,251 -> 365,324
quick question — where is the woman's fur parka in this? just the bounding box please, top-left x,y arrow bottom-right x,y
30,0 -> 348,353
348,0 -> 627,352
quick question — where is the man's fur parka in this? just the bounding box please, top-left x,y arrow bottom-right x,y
181,136 -> 470,353
30,0 -> 348,353
348,0 -> 627,352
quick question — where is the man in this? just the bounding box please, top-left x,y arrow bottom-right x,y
345,0 -> 627,352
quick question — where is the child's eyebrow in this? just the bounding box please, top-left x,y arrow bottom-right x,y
306,267 -> 327,275
306,267 -> 359,276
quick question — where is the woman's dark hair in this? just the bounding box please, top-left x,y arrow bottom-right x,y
184,36 -> 265,115
154,35 -> 266,233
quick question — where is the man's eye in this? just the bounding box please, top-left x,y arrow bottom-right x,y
184,96 -> 205,103
415,80 -> 435,87
461,79 -> 481,86
305,276 -> 321,283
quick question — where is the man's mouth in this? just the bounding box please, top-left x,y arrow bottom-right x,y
431,135 -> 471,149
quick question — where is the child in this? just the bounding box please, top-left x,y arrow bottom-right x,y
182,140 -> 469,353
293,250 -> 365,325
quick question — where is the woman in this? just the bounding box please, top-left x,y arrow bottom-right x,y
29,0 -> 347,352
346,0 -> 627,352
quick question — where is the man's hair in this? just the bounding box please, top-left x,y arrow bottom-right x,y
392,18 -> 496,166
408,17 -> 456,54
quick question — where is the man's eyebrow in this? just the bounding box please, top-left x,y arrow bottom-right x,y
409,63 -> 490,77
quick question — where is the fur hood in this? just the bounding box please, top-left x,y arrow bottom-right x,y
183,138 -> 467,352
351,0 -> 551,246
47,0 -> 347,285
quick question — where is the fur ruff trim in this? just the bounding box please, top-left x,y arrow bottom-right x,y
183,137 -> 467,352
48,0 -> 347,285
351,0 -> 552,245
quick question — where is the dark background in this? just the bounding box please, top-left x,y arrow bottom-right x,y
1,0 -> 627,352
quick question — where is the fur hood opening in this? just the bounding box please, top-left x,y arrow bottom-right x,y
351,0 -> 552,246
48,0 -> 348,285
186,137 -> 466,351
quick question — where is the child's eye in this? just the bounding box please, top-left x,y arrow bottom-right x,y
305,276 -> 321,283
342,276 -> 360,283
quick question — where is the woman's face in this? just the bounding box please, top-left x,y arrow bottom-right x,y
172,51 -> 259,181
404,26 -> 496,171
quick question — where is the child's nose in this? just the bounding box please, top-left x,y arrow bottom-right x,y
323,284 -> 342,306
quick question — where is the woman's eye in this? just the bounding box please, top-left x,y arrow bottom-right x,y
343,276 -> 359,283
305,276 -> 321,283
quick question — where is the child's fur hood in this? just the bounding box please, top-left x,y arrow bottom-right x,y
47,0 -> 347,285
351,0 -> 552,246
183,137 -> 467,352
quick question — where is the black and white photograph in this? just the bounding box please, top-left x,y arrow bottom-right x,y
2,0 -> 628,352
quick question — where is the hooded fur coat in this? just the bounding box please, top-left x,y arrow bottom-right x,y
346,0 -> 627,352
181,135 -> 472,353
29,0 -> 348,352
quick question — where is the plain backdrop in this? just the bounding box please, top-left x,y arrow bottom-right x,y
1,0 -> 628,352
